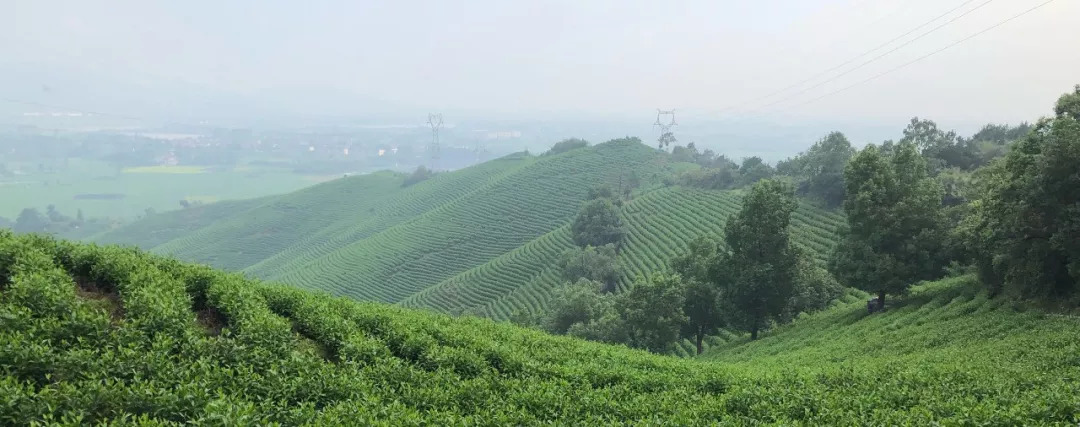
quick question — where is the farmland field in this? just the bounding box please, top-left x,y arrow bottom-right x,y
2,231 -> 1077,424
0,158 -> 318,220
121,165 -> 208,174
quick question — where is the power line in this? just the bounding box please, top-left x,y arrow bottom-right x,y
721,0 -> 981,113
781,0 -> 1058,111
749,0 -> 997,112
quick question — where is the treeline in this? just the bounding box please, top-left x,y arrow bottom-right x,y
514,179 -> 841,354
669,117 -> 1034,209
832,87 -> 1079,306
1,206 -> 120,239
521,85 -> 1079,353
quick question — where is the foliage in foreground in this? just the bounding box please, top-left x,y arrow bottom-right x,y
702,275 -> 1080,425
1,232 -> 1079,424
960,86 -> 1080,302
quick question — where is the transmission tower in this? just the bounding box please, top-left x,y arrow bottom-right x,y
426,113 -> 443,170
654,109 -> 677,151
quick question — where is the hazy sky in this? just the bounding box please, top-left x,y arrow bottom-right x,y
5,0 -> 1080,127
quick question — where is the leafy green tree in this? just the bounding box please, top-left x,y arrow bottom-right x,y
571,199 -> 626,249
799,132 -> 856,207
558,244 -> 621,291
900,117 -> 985,171
658,131 -> 676,151
681,278 -> 723,354
677,167 -> 739,190
671,237 -> 725,354
622,171 -> 641,199
566,308 -> 627,344
737,156 -> 775,187
961,86 -> 1080,300
587,185 -> 615,200
545,138 -> 589,155
670,144 -> 699,163
964,122 -> 1032,167
718,179 -> 800,339
543,279 -> 611,334
13,208 -> 48,234
619,273 -> 688,352
402,165 -> 435,187
671,236 -> 720,284
783,255 -> 844,322
829,142 -> 945,309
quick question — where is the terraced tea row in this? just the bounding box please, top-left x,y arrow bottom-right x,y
5,231 -> 1078,424
244,155 -> 534,278
406,186 -> 843,321
273,140 -> 664,302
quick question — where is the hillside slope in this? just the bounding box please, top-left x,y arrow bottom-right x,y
3,232 -> 1078,424
401,187 -> 843,320
96,139 -> 842,316
265,140 -> 665,303
701,275 -> 1080,422
91,195 -> 273,248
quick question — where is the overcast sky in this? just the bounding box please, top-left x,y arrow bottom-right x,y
4,0 -> 1079,128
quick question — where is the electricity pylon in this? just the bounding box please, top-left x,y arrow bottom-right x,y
427,113 -> 443,169
654,109 -> 677,151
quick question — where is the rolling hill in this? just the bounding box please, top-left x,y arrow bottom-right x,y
95,139 -> 843,318
3,231 -> 1078,424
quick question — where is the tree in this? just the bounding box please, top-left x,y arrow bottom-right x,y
718,179 -> 800,339
13,208 -> 48,234
799,132 -> 856,208
402,165 -> 434,187
619,273 -> 688,352
587,185 -> 615,201
671,237 -> 725,354
543,279 -> 611,334
829,142 -> 945,310
961,86 -> 1080,300
558,244 -> 621,291
682,278 -> 722,354
900,117 -> 980,171
670,144 -> 698,163
545,138 -> 588,155
571,199 -> 626,248
46,205 -> 63,222
783,255 -> 844,322
621,171 -> 641,199
737,156 -> 775,187
658,131 -> 677,151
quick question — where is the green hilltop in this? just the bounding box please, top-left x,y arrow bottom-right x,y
2,231 -> 1078,424
95,138 -> 843,320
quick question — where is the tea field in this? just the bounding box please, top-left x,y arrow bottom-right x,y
2,231 -> 1078,424
96,139 -> 842,321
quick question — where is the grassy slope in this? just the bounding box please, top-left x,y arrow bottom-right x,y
268,140 -> 665,303
701,275 -> 1080,423
92,195 -> 272,249
3,232 -> 1078,424
95,141 -> 843,318
401,187 -> 843,321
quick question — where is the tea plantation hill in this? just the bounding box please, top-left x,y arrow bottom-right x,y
3,232 -> 1079,424
95,138 -> 844,320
